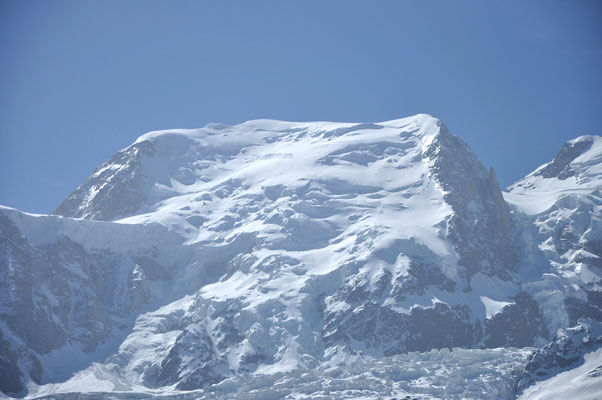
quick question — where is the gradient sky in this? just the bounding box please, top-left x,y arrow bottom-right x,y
1,0 -> 601,214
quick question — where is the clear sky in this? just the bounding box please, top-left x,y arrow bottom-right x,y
1,0 -> 601,214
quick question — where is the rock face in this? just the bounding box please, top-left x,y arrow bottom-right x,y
54,140 -> 155,221
0,208 -> 196,396
0,115 -> 601,398
423,123 -> 517,283
0,212 -> 150,395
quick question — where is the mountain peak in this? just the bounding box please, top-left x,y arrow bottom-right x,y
52,114 -> 515,286
132,113 -> 444,144
505,135 -> 602,215
53,114 -> 453,221
534,135 -> 601,180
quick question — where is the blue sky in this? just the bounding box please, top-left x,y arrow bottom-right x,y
1,0 -> 601,214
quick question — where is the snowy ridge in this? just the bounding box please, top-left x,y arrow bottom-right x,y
1,115 -> 601,398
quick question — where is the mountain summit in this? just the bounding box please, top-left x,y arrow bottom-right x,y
1,115 -> 601,398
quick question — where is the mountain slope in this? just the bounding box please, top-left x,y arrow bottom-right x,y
505,135 -> 602,334
0,115 -> 600,398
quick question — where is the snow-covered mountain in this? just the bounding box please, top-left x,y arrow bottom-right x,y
505,135 -> 602,333
1,114 -> 600,399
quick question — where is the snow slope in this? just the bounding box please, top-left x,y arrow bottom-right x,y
517,318 -> 602,400
518,347 -> 602,400
1,114 -> 600,398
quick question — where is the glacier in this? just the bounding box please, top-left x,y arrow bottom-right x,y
0,114 -> 600,399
